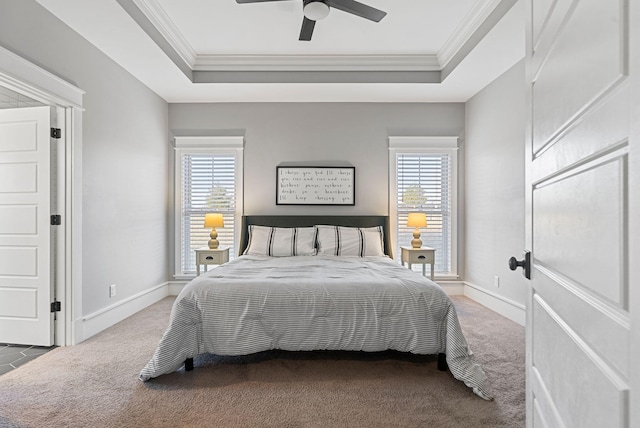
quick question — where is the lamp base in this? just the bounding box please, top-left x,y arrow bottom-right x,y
208,229 -> 219,249
411,228 -> 422,248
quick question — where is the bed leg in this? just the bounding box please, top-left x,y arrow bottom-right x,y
184,358 -> 194,372
437,353 -> 448,372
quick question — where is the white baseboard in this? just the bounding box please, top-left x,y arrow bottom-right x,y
77,282 -> 170,342
168,280 -> 188,296
463,282 -> 525,326
435,280 -> 465,295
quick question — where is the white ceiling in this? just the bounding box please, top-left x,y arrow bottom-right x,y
162,0 -> 475,55
35,0 -> 525,103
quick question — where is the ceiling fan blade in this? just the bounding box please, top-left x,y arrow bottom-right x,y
236,0 -> 294,3
299,17 -> 316,41
329,0 -> 386,22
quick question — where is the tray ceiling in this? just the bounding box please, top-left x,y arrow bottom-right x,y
35,0 -> 525,102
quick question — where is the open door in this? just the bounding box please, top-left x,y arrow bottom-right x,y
0,106 -> 54,346
516,1 -> 639,426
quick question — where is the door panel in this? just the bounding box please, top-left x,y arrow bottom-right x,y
0,106 -> 53,346
0,120 -> 38,152
0,163 -> 38,192
0,288 -> 38,317
0,205 -> 38,234
525,0 -> 634,427
0,247 -> 39,276
533,154 -> 627,305
532,297 -> 627,428
531,0 -> 574,73
534,268 -> 629,379
531,85 -> 628,181
531,0 -> 626,154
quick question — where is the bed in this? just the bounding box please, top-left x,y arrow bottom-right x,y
139,215 -> 492,400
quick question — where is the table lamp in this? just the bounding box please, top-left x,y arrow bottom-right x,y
204,213 -> 224,249
407,213 -> 427,248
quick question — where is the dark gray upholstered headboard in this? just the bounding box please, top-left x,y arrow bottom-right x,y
240,215 -> 392,258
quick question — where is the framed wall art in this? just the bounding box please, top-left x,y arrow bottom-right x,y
276,165 -> 355,205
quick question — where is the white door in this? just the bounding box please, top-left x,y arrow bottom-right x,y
519,0 -> 639,427
0,106 -> 54,347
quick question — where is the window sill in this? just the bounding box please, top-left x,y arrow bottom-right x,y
173,274 -> 195,281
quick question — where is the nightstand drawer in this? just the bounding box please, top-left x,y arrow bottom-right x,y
407,251 -> 434,264
197,251 -> 227,265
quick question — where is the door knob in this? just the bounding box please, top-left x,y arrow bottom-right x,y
508,251 -> 531,279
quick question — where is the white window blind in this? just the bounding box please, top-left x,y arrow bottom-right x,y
395,153 -> 452,274
389,136 -> 458,277
180,153 -> 237,274
174,136 -> 244,277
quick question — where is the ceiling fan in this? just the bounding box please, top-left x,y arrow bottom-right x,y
235,0 -> 387,41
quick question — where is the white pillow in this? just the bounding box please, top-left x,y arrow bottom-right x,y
316,225 -> 385,257
244,225 -> 317,257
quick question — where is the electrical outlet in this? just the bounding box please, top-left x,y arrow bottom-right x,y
493,276 -> 500,288
109,284 -> 117,298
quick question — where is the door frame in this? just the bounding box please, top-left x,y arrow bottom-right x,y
0,45 -> 84,346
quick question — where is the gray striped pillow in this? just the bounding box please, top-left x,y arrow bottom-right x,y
244,225 -> 317,257
316,225 -> 385,257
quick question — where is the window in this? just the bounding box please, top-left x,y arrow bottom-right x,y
174,137 -> 244,277
389,137 -> 458,277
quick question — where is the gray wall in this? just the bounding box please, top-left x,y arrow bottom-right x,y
0,0 -> 170,316
464,59 -> 527,305
170,103 -> 465,215
169,102 -> 465,271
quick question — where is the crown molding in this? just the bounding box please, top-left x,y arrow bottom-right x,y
131,0 -> 197,67
437,0 -> 504,69
191,69 -> 440,84
130,0 -> 504,73
193,54 -> 440,71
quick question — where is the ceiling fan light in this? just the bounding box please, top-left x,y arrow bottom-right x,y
303,1 -> 330,21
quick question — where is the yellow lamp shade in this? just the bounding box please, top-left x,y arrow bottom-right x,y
406,212 -> 427,228
407,212 -> 426,248
204,213 -> 224,228
204,213 -> 224,249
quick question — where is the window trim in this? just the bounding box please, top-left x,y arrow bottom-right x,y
174,136 -> 244,278
388,136 -> 458,279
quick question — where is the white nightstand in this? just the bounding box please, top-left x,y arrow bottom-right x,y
401,246 -> 436,280
195,247 -> 229,275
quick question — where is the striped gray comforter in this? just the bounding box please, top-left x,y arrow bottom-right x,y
139,255 -> 492,400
